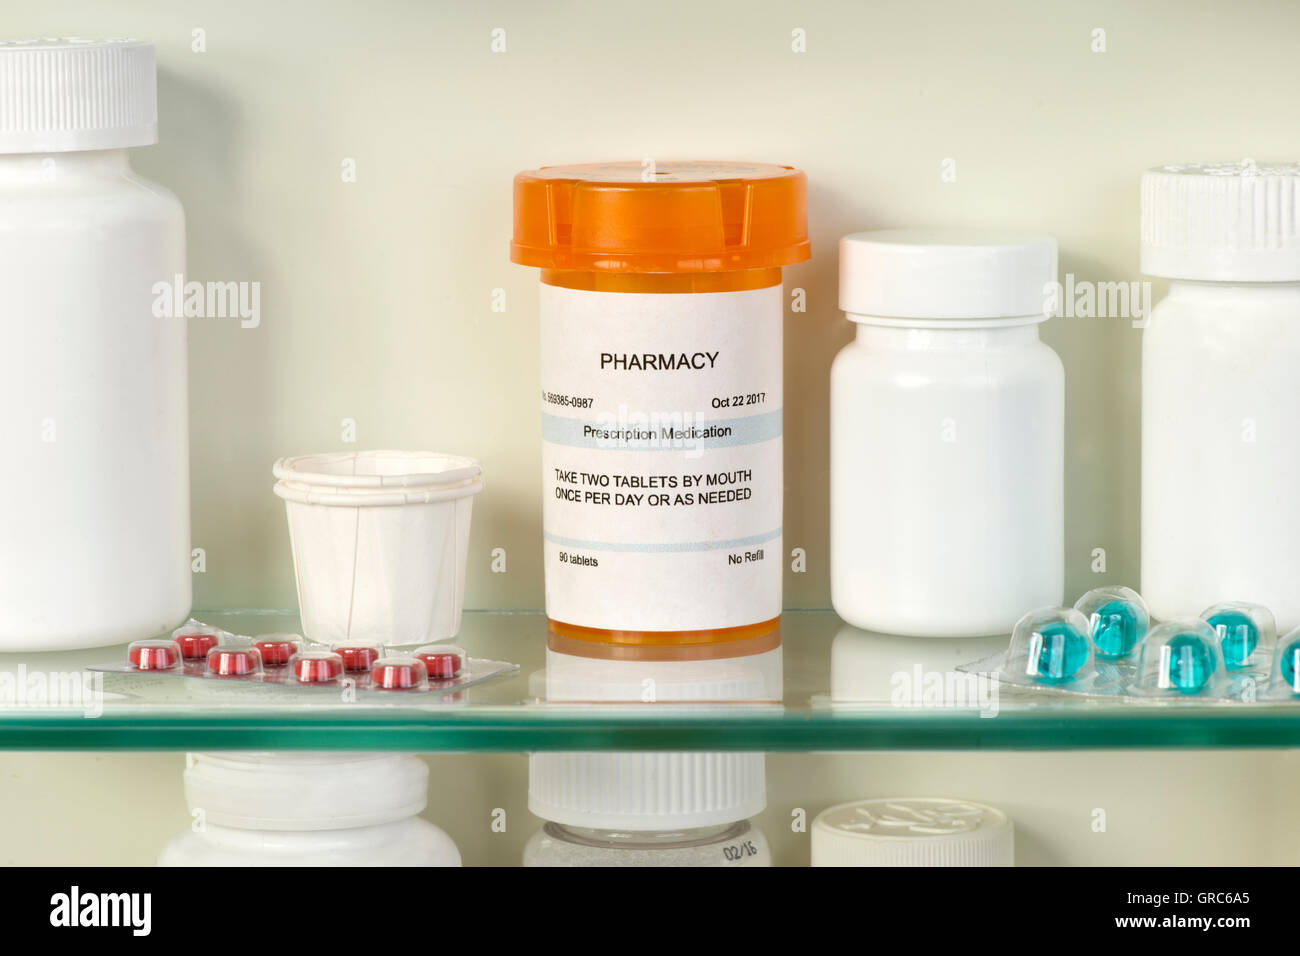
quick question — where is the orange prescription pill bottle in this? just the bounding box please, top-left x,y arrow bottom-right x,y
511,161 -> 809,646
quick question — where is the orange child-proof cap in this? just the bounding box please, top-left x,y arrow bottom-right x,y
511,161 -> 809,274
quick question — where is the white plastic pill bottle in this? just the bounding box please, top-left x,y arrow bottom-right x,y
524,752 -> 770,867
1141,163 -> 1300,629
831,230 -> 1064,637
0,39 -> 189,651
158,753 -> 461,867
811,797 -> 1014,866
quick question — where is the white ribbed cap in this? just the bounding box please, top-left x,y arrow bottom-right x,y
811,797 -> 1014,867
1141,162 -> 1300,281
0,38 -> 157,153
183,753 -> 428,831
529,752 -> 766,830
839,229 -> 1057,321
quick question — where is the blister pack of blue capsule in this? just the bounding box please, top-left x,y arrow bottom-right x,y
1264,625 -> 1300,701
1131,603 -> 1274,702
959,587 -> 1284,702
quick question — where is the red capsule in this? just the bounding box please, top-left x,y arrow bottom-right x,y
128,640 -> 182,671
335,645 -> 381,672
291,651 -> 344,684
415,644 -> 465,680
206,646 -> 261,677
371,657 -> 428,690
253,637 -> 299,668
174,630 -> 220,661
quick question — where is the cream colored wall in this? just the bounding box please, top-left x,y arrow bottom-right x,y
1,0 -> 1293,610
2,0 -> 1298,866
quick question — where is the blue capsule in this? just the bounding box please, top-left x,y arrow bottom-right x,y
1280,640 -> 1300,692
1090,600 -> 1144,660
1032,620 -> 1090,682
1165,634 -> 1216,694
1206,610 -> 1259,669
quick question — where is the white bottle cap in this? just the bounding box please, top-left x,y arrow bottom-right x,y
1141,162 -> 1300,281
839,228 -> 1058,321
183,752 -> 428,831
529,752 -> 766,830
0,38 -> 157,153
811,797 -> 1014,866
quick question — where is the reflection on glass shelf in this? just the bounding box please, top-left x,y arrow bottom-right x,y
0,610 -> 1297,751
535,632 -> 783,704
828,625 -> 1007,712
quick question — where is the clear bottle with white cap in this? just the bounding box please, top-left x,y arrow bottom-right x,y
1141,162 -> 1300,630
811,797 -> 1014,867
526,640 -> 775,867
525,751 -> 770,867
158,753 -> 461,867
831,229 -> 1064,637
0,38 -> 189,651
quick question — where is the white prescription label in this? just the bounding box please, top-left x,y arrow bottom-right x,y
540,283 -> 783,632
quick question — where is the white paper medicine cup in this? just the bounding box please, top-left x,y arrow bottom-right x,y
272,451 -> 483,646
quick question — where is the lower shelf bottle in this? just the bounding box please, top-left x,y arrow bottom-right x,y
157,752 -> 460,867
811,797 -> 1013,866
524,752 -> 769,867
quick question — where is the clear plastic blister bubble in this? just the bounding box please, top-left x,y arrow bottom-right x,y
205,644 -> 263,679
1074,586 -> 1149,662
1131,620 -> 1226,699
1200,602 -> 1275,673
171,621 -> 227,662
1265,626 -> 1300,699
999,607 -> 1096,690
370,655 -> 429,691
289,649 -> 345,685
251,633 -> 302,668
333,643 -> 382,674
414,644 -> 467,680
127,638 -> 183,671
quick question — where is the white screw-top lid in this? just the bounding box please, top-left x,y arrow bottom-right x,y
811,797 -> 1014,866
1141,162 -> 1300,281
0,38 -> 157,153
839,228 -> 1058,321
529,752 -> 766,831
183,752 -> 428,831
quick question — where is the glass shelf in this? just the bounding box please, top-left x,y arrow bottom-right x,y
0,610 -> 1297,751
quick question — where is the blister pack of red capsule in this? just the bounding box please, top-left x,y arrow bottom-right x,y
90,618 -> 517,699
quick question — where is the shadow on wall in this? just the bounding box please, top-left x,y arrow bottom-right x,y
787,178 -> 882,610
1048,247 -> 1147,600
141,68 -> 285,610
